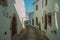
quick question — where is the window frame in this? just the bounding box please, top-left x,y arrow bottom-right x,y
36,4 -> 38,10
45,0 -> 48,6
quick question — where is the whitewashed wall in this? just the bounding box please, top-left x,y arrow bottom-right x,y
0,5 -> 11,40
8,0 -> 23,35
43,0 -> 60,40
33,0 -> 60,40
33,0 -> 44,30
14,0 -> 26,28
0,0 -> 23,40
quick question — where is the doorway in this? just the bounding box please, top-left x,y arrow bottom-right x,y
32,19 -> 34,25
11,14 -> 17,39
44,14 -> 47,30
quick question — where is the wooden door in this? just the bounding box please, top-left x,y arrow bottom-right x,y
44,14 -> 47,30
11,14 -> 17,39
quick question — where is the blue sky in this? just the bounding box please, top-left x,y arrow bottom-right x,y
24,0 -> 36,12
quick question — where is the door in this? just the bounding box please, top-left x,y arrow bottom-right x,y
44,14 -> 47,30
38,22 -> 41,30
11,14 -> 17,39
32,19 -> 34,25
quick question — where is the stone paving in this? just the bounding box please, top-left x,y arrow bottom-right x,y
13,26 -> 49,40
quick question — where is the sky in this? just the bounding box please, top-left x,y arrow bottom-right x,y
24,0 -> 36,12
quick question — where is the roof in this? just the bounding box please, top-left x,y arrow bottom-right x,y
33,0 -> 39,5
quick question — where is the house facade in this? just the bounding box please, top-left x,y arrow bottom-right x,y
14,0 -> 26,29
33,0 -> 44,30
0,0 -> 26,40
33,0 -> 60,40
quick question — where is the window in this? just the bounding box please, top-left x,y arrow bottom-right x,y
36,17 -> 38,25
0,0 -> 7,6
42,16 -> 43,23
42,0 -> 44,8
45,0 -> 47,6
48,13 -> 52,26
36,4 -> 38,10
32,19 -> 34,25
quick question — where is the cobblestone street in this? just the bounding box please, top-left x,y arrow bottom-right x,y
13,25 -> 49,40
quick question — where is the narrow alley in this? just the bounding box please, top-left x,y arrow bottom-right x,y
0,0 -> 60,40
13,25 -> 49,40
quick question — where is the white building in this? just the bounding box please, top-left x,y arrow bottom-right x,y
14,0 -> 27,29
33,0 -> 44,30
33,0 -> 60,40
29,12 -> 34,25
0,0 -> 26,40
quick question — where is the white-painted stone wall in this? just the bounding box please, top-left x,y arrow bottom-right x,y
0,0 -> 26,40
33,0 -> 44,30
33,0 -> 60,40
44,0 -> 60,40
14,0 -> 26,29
